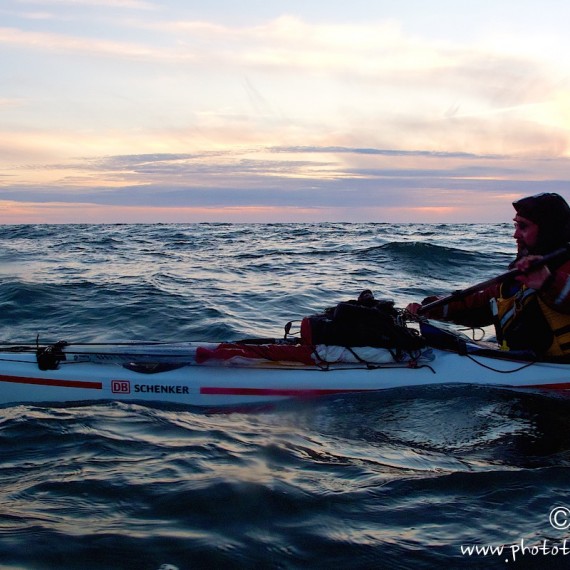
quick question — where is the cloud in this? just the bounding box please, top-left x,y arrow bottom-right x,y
269,146 -> 506,160
0,26 -> 179,60
0,13 -> 557,91
1,7 -> 569,223
1,13 -> 567,159
0,200 -> 354,224
2,147 -> 569,222
16,0 -> 157,9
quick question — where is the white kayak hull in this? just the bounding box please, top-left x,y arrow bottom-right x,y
1,339 -> 569,408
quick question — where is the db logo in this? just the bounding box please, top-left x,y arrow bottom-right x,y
111,380 -> 131,394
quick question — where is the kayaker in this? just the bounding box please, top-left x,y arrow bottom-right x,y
406,192 -> 570,357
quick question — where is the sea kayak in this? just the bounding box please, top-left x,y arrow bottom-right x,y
0,321 -> 569,408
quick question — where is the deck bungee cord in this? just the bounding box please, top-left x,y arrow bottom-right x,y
0,322 -> 545,377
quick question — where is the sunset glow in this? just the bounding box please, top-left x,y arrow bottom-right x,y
1,1 -> 569,223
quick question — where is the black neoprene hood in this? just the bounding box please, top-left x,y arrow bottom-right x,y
513,192 -> 570,253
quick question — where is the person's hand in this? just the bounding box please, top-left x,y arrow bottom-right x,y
406,296 -> 441,316
406,302 -> 422,315
514,255 -> 552,290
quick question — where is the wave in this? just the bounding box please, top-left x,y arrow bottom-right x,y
357,241 -> 513,281
2,223 -> 569,569
362,241 -> 487,262
2,388 -> 569,569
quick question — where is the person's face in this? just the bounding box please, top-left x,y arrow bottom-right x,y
513,214 -> 539,254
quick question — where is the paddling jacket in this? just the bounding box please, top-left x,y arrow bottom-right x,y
422,259 -> 570,357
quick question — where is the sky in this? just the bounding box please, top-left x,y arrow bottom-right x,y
1,0 -> 570,224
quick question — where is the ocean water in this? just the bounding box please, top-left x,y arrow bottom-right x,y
1,223 -> 570,569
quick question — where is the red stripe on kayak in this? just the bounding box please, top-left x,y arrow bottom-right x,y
202,384 -> 570,397
0,374 -> 102,390
522,382 -> 570,391
200,387 -> 368,397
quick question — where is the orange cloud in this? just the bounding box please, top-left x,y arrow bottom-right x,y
0,201 -> 328,224
0,199 -> 515,224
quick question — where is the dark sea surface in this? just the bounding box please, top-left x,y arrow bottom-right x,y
1,223 -> 570,569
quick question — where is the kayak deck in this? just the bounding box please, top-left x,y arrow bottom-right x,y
1,332 -> 570,407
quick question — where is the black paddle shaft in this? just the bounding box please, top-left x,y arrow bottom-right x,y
418,243 -> 570,315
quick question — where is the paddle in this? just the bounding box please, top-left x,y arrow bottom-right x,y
418,243 -> 570,315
